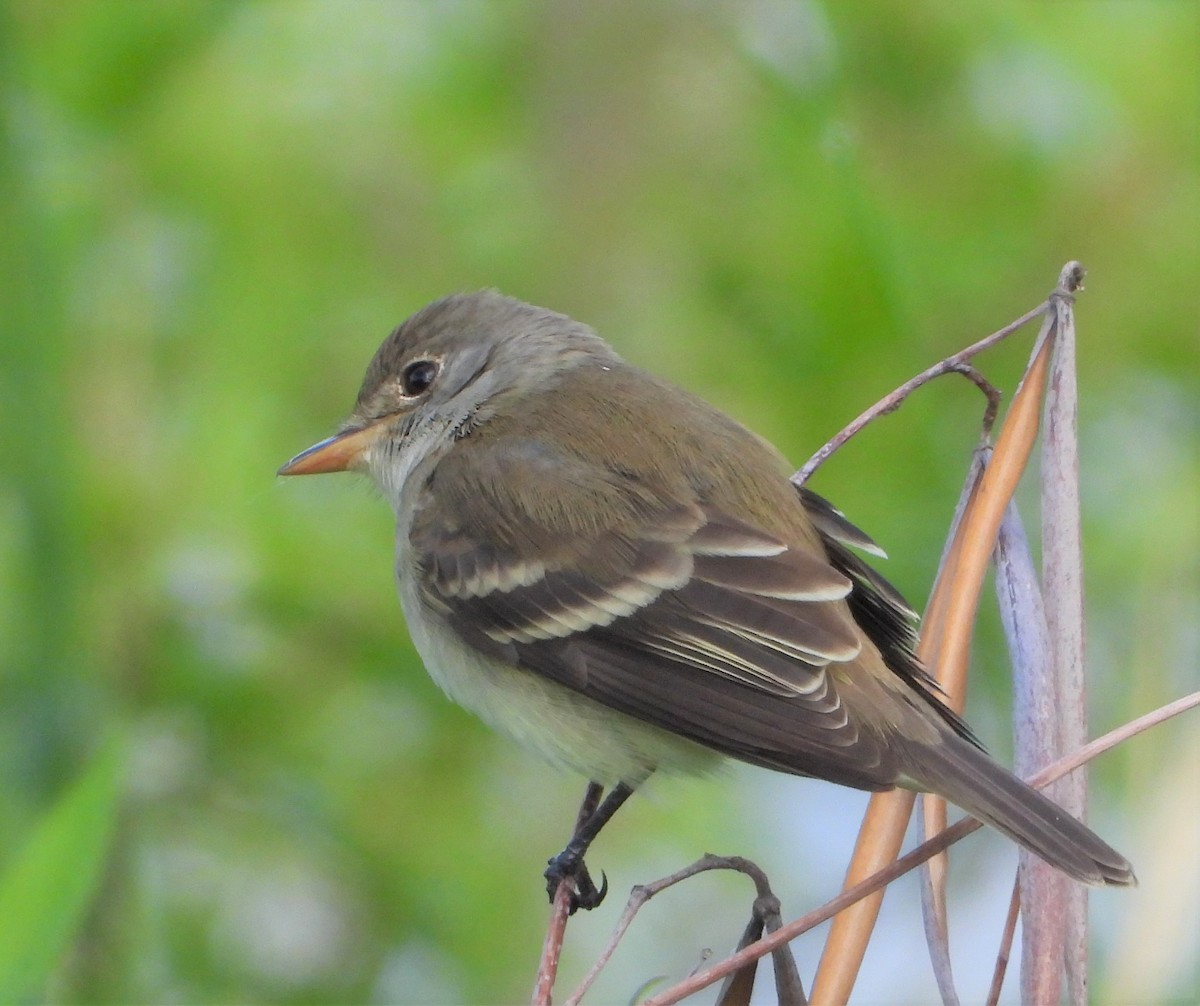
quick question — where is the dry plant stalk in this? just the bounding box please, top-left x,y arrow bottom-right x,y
532,263 -> 1182,1006
533,783 -> 604,1004
563,855 -> 805,1006
1041,284 -> 1090,1006
809,273 -> 1066,1006
986,879 -> 1023,1006
995,500 -> 1066,1005
638,690 -> 1199,1006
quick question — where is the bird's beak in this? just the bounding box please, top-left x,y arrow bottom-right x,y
277,420 -> 386,476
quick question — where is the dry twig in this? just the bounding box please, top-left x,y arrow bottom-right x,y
535,263 -> 1149,1006
1041,265 -> 1090,1005
995,500 -> 1065,1005
812,287 -> 1062,1005
985,880 -> 1022,1006
565,855 -> 801,1006
641,690 -> 1200,1005
532,783 -> 604,1005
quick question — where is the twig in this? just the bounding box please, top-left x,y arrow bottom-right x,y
641,690 -> 1200,1005
812,310 -> 1058,1005
715,878 -> 807,1005
532,783 -> 604,1005
915,451 -> 983,1005
808,456 -> 982,1004
755,894 -> 808,1006
791,311 -> 1029,488
950,363 -> 1002,438
1042,262 -> 1090,1006
924,446 -> 991,672
566,855 -> 780,1006
912,453 -> 990,1006
985,880 -> 1022,1006
916,265 -> 1085,1006
917,797 -> 960,1006
934,307 -> 1057,703
1063,691 -> 1199,774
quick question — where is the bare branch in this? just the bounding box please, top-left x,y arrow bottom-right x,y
985,881 -> 1022,1006
791,308 -> 1034,487
532,783 -> 604,1005
813,308 -> 1058,1005
567,855 -> 793,1006
917,795 -> 960,1006
642,690 -> 1200,1005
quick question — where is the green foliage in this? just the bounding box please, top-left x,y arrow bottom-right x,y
0,738 -> 121,1003
0,2 -> 1195,1003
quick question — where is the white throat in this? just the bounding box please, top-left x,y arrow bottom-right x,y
361,362 -> 512,523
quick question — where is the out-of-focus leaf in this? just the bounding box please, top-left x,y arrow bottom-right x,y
0,737 -> 123,1003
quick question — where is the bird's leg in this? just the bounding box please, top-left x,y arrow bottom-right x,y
544,781 -> 635,912
547,781 -> 605,910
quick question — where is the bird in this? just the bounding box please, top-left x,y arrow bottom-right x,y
278,290 -> 1134,910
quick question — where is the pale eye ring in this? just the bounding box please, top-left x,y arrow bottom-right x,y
401,359 -> 439,396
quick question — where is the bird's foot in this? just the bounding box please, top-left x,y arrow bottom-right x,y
544,850 -> 608,913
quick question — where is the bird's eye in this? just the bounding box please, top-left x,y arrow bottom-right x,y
401,359 -> 439,396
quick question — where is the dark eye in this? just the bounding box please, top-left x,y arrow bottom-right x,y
401,359 -> 439,396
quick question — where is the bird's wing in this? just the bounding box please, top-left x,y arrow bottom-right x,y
408,442 -> 915,788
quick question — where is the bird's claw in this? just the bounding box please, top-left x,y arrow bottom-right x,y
545,853 -> 608,913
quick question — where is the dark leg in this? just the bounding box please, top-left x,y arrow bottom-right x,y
555,781 -> 606,909
544,781 -> 635,912
574,781 -> 605,827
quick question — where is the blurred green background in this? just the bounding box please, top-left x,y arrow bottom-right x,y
1,2 -> 1196,1003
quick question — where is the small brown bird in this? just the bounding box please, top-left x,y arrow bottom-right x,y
280,291 -> 1134,908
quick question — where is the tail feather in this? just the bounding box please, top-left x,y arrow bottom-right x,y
905,731 -> 1135,887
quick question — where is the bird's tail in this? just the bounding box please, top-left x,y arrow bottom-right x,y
903,730 -> 1135,887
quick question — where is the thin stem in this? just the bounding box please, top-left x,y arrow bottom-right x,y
985,879 -> 1022,1006
1042,262 -> 1090,1006
917,795 -> 960,1006
641,690 -> 1200,1005
566,854 -> 777,1006
813,315 -> 1057,1006
531,782 -> 605,1005
792,305 -> 1042,487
